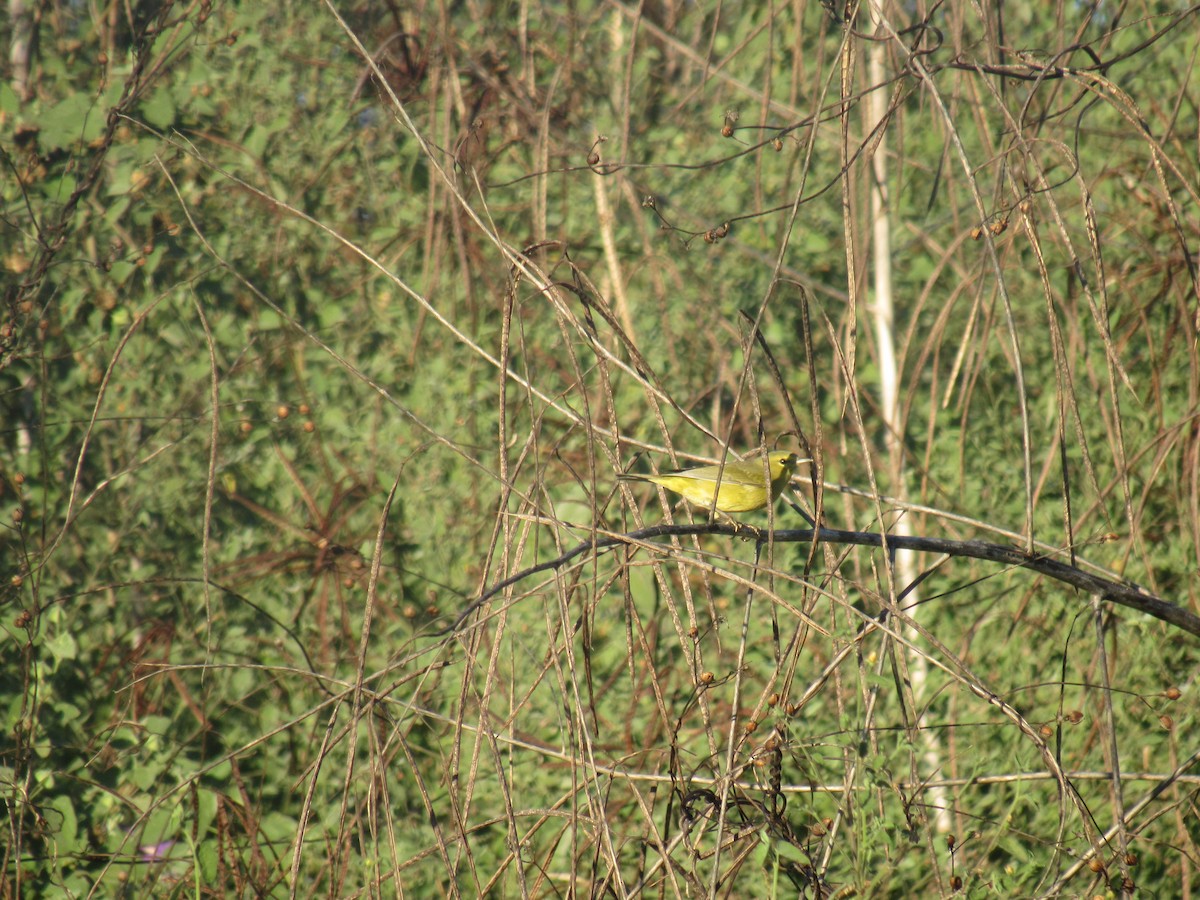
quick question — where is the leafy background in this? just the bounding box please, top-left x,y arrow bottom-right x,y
2,1 -> 1198,897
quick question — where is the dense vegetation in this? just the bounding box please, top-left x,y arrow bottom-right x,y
3,1 -> 1198,896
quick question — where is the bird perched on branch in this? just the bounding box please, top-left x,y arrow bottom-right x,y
620,451 -> 805,515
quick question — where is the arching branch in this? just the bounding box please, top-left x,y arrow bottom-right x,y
441,524 -> 1200,638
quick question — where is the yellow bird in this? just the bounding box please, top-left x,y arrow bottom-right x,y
620,451 -> 804,514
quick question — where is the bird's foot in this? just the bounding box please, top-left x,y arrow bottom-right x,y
733,521 -> 762,542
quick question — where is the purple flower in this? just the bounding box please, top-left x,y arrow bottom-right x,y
138,840 -> 176,862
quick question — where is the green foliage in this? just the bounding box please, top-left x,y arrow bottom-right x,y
2,0 -> 1197,896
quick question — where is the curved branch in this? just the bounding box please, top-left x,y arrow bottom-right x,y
441,524 -> 1199,638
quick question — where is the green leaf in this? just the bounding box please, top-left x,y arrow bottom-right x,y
36,170 -> 80,201
47,795 -> 79,851
43,630 -> 78,663
108,260 -> 137,285
141,714 -> 172,738
194,838 -> 219,882
38,93 -> 106,150
260,811 -> 298,843
129,758 -> 167,792
772,839 -> 811,867
0,82 -> 19,114
140,88 -> 176,129
194,788 -> 219,837
52,701 -> 82,725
